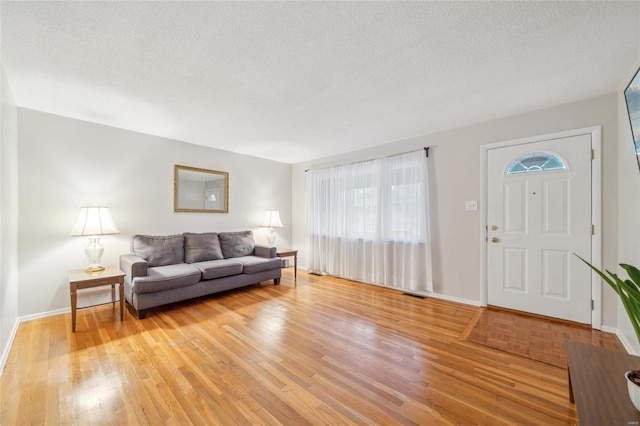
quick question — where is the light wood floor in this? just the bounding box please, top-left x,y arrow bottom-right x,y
2,270 -> 606,425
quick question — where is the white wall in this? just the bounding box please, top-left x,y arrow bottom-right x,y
9,88 -> 632,336
0,67 -> 19,371
616,64 -> 640,353
5,83 -> 635,348
293,93 -> 620,326
17,109 -> 291,317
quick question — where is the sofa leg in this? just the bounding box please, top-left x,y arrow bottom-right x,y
274,278 -> 280,285
126,300 -> 148,319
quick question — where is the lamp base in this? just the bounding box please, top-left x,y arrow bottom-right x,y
267,228 -> 277,246
84,237 -> 105,274
84,265 -> 106,274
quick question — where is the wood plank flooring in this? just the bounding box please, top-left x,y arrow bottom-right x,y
1,270 -> 615,425
465,307 -> 624,368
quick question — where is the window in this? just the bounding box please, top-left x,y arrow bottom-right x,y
506,152 -> 567,175
351,186 -> 377,235
307,149 -> 432,292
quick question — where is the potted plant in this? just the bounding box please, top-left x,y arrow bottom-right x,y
576,255 -> 640,410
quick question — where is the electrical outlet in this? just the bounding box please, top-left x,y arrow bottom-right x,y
465,200 -> 478,211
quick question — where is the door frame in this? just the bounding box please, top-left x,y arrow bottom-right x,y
480,126 -> 602,328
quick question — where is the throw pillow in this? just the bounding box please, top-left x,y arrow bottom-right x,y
218,231 -> 255,258
183,232 -> 224,263
131,234 -> 184,267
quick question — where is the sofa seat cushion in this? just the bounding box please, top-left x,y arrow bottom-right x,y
131,234 -> 185,267
193,259 -> 244,280
234,256 -> 282,274
184,232 -> 223,263
219,231 -> 255,258
131,263 -> 201,294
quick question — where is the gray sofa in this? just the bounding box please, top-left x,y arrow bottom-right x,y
119,230 -> 281,319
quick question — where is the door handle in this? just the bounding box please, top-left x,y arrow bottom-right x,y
490,237 -> 499,243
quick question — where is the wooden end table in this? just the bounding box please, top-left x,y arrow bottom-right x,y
68,265 -> 125,332
566,340 -> 640,425
277,249 -> 298,281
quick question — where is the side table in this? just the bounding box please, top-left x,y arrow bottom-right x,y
566,340 -> 640,425
277,249 -> 298,281
68,265 -> 125,332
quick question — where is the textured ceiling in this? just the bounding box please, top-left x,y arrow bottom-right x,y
2,1 -> 639,164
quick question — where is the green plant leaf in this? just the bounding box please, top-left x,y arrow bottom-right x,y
575,254 -> 618,293
622,264 -> 640,291
575,254 -> 640,342
618,283 -> 640,341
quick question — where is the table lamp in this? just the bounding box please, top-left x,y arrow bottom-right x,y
262,209 -> 283,246
70,206 -> 120,273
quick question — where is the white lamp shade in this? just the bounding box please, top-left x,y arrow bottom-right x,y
262,209 -> 283,228
70,206 -> 120,236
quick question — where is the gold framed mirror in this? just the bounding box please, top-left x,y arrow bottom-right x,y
174,165 -> 229,213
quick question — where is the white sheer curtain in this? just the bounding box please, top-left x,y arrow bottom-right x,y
307,149 -> 432,292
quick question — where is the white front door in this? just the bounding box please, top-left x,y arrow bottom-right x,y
487,134 -> 592,323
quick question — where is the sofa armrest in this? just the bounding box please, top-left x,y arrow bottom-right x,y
119,253 -> 148,281
254,244 -> 276,258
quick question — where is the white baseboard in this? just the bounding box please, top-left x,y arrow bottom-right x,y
419,291 -> 482,307
298,267 -> 482,307
596,325 -> 640,356
0,318 -> 20,378
617,329 -> 640,356
0,307 -> 70,377
19,307 -> 69,323
598,325 -> 640,356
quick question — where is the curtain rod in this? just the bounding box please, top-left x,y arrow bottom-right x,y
305,146 -> 429,173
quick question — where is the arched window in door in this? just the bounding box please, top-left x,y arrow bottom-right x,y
505,151 -> 567,175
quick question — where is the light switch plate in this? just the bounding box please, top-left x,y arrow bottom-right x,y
465,200 -> 478,211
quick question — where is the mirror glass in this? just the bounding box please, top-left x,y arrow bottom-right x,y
174,165 -> 229,213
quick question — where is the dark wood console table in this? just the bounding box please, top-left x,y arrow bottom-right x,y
566,340 -> 640,425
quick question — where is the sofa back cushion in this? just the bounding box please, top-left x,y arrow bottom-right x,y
131,234 -> 184,267
218,231 -> 255,258
183,232 -> 224,263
